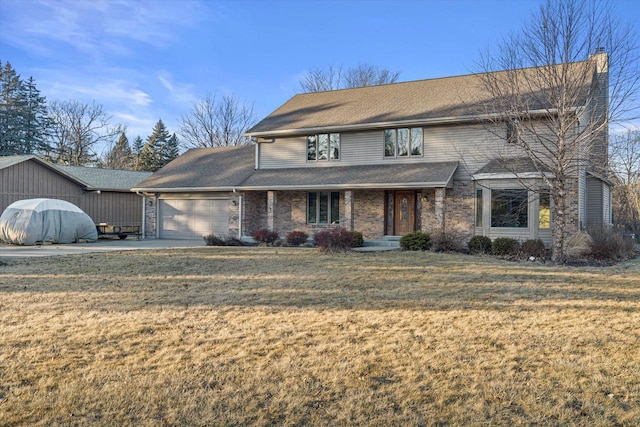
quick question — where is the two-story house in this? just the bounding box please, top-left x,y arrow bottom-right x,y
133,52 -> 611,246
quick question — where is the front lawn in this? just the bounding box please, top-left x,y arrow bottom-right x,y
1,248 -> 638,425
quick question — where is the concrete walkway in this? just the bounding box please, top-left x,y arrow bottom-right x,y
0,238 -> 204,259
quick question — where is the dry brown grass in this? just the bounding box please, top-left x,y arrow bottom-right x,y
1,248 -> 639,426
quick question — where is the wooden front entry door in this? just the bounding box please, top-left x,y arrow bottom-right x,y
393,191 -> 416,235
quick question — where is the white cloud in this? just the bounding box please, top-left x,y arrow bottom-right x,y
0,0 -> 213,59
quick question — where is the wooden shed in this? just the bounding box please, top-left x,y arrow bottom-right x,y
0,156 -> 152,227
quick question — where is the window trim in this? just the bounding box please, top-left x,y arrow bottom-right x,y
384,127 -> 423,158
307,133 -> 340,162
490,188 -> 529,228
307,191 -> 340,224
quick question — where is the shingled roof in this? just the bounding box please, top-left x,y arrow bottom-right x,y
133,144 -> 458,191
133,145 -> 256,191
0,155 -> 151,191
246,61 -> 594,137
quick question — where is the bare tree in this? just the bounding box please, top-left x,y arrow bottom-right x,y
610,129 -> 640,237
179,93 -> 256,149
46,100 -> 123,166
300,63 -> 401,93
343,63 -> 401,88
474,0 -> 639,262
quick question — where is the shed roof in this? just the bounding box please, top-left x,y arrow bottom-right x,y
133,144 -> 458,191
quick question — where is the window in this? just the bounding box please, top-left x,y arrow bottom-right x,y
384,128 -> 422,157
539,192 -> 550,228
491,189 -> 528,228
307,133 -> 340,161
308,191 -> 340,224
475,189 -> 483,227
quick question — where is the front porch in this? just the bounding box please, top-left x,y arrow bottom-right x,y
242,188 -> 456,241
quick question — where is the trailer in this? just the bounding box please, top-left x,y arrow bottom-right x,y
96,223 -> 141,240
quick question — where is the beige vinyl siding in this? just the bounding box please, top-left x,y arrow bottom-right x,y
603,183 -> 611,225
578,171 -> 587,227
586,176 -> 603,226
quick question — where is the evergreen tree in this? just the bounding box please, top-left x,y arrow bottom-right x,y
163,132 -> 180,166
132,135 -> 144,166
0,61 -> 50,155
104,132 -> 133,169
138,119 -> 170,172
23,76 -> 51,154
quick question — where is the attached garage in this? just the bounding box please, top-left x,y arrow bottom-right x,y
159,198 -> 230,240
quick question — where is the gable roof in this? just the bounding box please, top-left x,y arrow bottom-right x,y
246,61 -> 594,137
132,144 -> 458,191
52,164 -> 152,191
0,155 -> 152,192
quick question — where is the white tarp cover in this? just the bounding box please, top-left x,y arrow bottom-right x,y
0,198 -> 98,245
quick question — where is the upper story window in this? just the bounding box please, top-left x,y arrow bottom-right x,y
384,128 -> 423,157
307,133 -> 340,161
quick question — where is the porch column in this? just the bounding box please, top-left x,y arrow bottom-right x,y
435,187 -> 446,231
267,190 -> 277,231
343,190 -> 354,231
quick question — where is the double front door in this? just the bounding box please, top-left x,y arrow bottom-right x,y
387,191 -> 416,236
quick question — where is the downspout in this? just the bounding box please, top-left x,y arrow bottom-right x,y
233,188 -> 242,240
136,191 -> 145,239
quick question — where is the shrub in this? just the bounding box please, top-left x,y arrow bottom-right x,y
203,234 -> 227,246
314,227 -> 359,252
352,231 -> 364,248
399,231 -> 432,251
522,239 -> 546,258
468,235 -> 492,254
251,229 -> 280,245
286,230 -> 309,246
431,230 -> 462,252
492,237 -> 520,256
564,231 -> 594,260
203,235 -> 247,246
587,226 -> 635,261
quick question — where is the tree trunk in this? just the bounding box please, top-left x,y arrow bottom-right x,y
551,180 -> 567,263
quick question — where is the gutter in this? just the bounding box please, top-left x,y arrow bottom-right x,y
245,108 -> 573,138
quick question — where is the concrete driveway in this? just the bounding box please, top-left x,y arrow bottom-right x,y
0,238 -> 204,259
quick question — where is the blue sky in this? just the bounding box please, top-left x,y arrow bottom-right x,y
1,0 -> 638,155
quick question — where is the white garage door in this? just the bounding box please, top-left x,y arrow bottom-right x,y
159,198 -> 229,240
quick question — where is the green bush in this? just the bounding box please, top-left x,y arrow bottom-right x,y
314,227 -> 359,252
399,231 -> 432,251
468,235 -> 492,254
522,239 -> 546,258
492,237 -> 520,256
251,229 -> 280,245
286,230 -> 309,246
